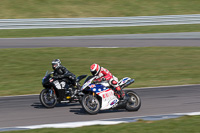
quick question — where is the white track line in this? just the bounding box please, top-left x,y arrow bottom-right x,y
88,47 -> 119,48
1,111 -> 199,130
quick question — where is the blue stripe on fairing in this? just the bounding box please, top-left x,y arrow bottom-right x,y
87,84 -> 109,93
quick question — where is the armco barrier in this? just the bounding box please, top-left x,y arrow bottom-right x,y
0,14 -> 200,29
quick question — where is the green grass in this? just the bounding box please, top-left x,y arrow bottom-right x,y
0,0 -> 200,19
1,115 -> 200,133
1,24 -> 200,38
0,47 -> 200,96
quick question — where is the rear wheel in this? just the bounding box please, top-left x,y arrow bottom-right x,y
125,90 -> 141,111
40,89 -> 57,108
81,94 -> 100,115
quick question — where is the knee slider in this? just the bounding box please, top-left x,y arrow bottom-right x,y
111,80 -> 118,85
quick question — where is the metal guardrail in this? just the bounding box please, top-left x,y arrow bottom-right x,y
0,14 -> 200,29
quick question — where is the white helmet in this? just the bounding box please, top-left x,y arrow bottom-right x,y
52,59 -> 61,70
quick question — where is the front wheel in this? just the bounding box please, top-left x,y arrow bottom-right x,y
39,89 -> 57,108
125,90 -> 141,111
81,94 -> 100,115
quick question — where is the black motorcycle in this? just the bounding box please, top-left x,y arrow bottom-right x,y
40,71 -> 87,108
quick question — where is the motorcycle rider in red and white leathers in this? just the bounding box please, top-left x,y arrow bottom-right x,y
90,63 -> 125,100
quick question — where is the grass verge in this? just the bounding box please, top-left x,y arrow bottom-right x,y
0,47 -> 200,96
0,0 -> 200,19
0,24 -> 200,38
1,115 -> 200,133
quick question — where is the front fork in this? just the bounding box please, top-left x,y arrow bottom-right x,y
48,89 -> 53,96
88,92 -> 96,103
47,88 -> 56,97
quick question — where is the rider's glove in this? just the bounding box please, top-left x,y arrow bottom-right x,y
102,77 -> 106,81
53,76 -> 58,79
53,75 -> 64,79
93,80 -> 98,84
58,75 -> 64,79
52,76 -> 59,80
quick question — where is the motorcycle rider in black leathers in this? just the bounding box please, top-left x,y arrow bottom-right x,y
51,59 -> 78,100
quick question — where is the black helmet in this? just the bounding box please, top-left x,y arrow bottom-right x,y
52,59 -> 61,70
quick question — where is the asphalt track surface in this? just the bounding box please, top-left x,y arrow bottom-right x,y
0,32 -> 200,48
0,85 -> 200,128
0,32 -> 200,129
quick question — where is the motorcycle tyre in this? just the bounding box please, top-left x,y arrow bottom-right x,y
81,94 -> 100,115
125,90 -> 141,111
40,89 -> 57,108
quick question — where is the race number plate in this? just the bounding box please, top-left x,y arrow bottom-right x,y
53,80 -> 62,89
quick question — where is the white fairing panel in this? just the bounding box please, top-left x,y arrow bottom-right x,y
53,80 -> 62,89
100,81 -> 110,87
81,77 -> 95,90
97,89 -> 119,110
118,77 -> 131,86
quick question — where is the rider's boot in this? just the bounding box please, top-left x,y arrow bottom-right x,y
115,86 -> 126,101
116,89 -> 127,107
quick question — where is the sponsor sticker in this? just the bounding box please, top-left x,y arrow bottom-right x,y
110,99 -> 118,106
